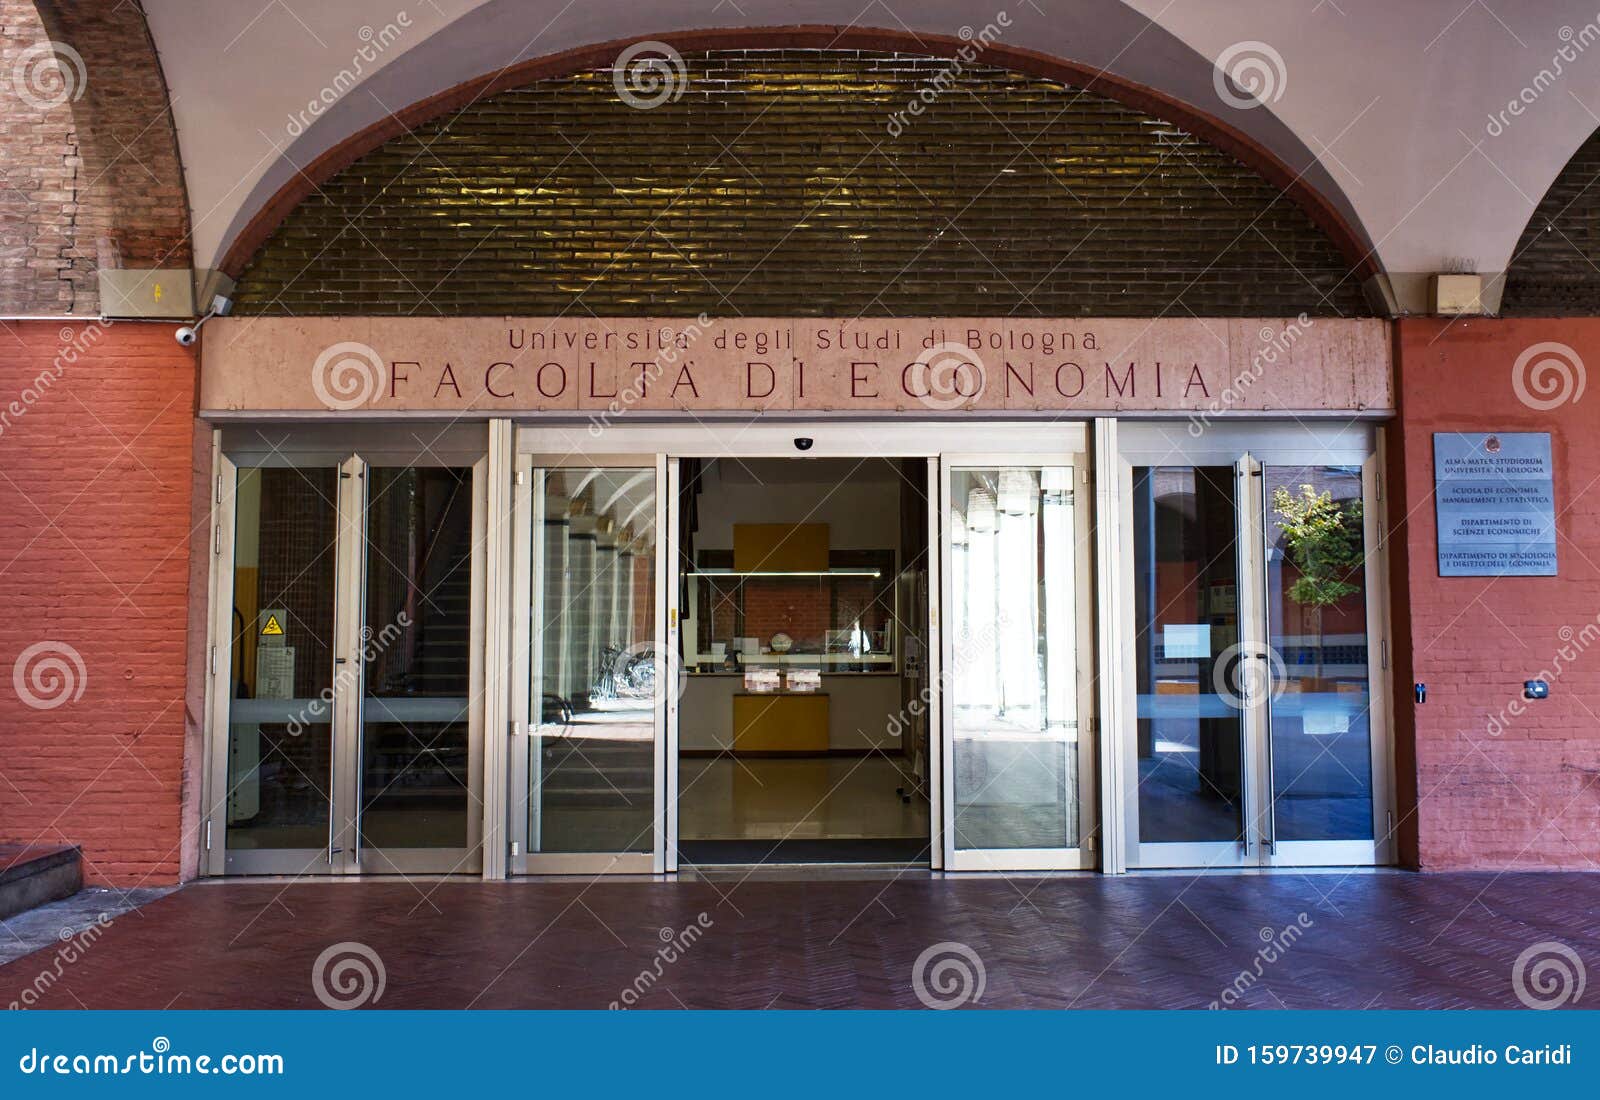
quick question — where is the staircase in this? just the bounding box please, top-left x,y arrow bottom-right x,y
409,480 -> 474,697
363,476 -> 474,796
537,738 -> 654,808
411,542 -> 472,696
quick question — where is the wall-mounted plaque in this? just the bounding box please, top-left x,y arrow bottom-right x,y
1434,432 -> 1557,577
201,316 -> 1393,416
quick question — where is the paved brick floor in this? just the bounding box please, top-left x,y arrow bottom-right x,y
1,871 -> 1596,1009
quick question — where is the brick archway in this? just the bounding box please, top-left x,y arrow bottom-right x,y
0,0 -> 189,314
217,26 -> 1377,290
1501,124 -> 1600,314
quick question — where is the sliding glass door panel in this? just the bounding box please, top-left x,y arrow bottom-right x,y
943,457 -> 1093,871
357,465 -> 480,872
1261,464 -> 1375,847
525,463 -> 661,862
223,465 -> 341,874
1130,465 -> 1249,859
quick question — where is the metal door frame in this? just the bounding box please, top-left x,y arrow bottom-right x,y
509,451 -> 667,875
352,455 -> 488,876
1255,447 -> 1394,869
509,420 -> 1089,873
1112,422 -> 1393,871
1113,454 -> 1263,871
203,434 -> 488,877
938,450 -> 1097,872
203,453 -> 352,876
512,420 -> 1086,873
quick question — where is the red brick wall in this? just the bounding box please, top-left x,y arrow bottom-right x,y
704,577 -> 882,652
0,321 -> 196,884
1394,318 -> 1600,869
11,312 -> 1597,881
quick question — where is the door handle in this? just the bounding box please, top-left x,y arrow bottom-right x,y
327,723 -> 338,866
1239,717 -> 1253,854
1236,651 -> 1270,858
352,692 -> 365,868
1262,687 -> 1277,856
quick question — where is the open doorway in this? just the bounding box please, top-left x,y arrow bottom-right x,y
674,457 -> 933,865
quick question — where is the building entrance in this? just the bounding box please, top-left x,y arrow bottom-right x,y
673,456 -> 933,866
1113,423 -> 1395,870
200,419 -> 1391,879
506,421 -> 1096,874
206,436 -> 487,876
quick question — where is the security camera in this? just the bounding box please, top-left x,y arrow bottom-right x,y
175,296 -> 232,347
794,437 -> 814,452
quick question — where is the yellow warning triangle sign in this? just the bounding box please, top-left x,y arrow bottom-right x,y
261,614 -> 284,637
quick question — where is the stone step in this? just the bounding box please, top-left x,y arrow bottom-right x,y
0,844 -> 82,921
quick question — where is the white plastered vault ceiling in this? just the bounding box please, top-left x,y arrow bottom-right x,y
143,0 -> 1600,311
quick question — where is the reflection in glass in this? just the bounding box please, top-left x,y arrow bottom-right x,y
1264,466 -> 1373,841
950,467 -> 1078,850
360,467 -> 474,854
530,467 -> 657,853
1131,467 -> 1245,845
226,467 -> 338,852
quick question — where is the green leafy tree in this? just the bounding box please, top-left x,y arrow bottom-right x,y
1271,484 -> 1364,684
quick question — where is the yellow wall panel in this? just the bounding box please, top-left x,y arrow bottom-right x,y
733,523 -> 829,572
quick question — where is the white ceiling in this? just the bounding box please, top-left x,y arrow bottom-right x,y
143,0 -> 1600,292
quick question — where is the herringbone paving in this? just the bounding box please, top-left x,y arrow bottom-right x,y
2,872 -> 1595,1009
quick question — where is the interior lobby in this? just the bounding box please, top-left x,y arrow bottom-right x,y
673,457 -> 932,864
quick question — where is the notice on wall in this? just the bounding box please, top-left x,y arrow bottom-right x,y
256,646 -> 295,699
1162,624 -> 1211,660
259,608 -> 287,646
1434,432 -> 1557,577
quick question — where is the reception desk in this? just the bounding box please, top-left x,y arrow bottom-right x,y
679,674 -> 901,752
731,692 -> 830,753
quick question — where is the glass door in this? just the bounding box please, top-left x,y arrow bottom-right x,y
511,456 -> 667,873
1121,459 -> 1258,869
212,454 -> 485,875
1258,458 -> 1386,868
1118,433 -> 1391,870
939,455 -> 1095,871
216,459 -> 347,875
352,463 -> 484,874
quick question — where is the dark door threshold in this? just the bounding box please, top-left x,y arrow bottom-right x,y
678,838 -> 929,865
